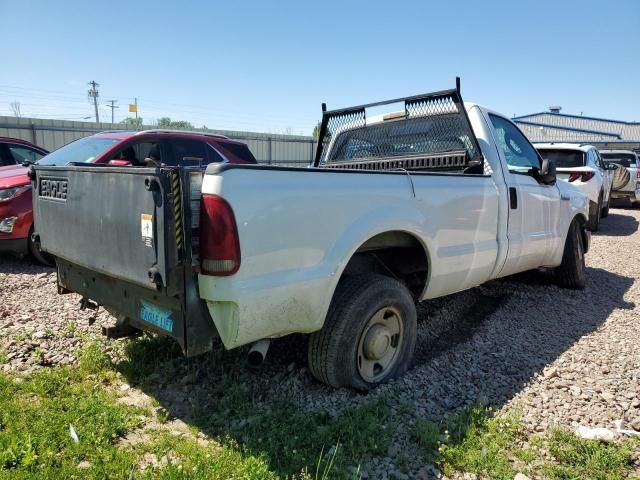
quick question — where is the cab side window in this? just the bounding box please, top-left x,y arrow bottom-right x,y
111,141 -> 161,166
170,139 -> 206,166
489,114 -> 541,175
9,145 -> 45,164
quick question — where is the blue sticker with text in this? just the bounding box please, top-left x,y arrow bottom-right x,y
140,301 -> 174,332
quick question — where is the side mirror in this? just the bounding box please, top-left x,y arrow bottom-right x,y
107,159 -> 132,167
606,163 -> 618,171
539,158 -> 556,185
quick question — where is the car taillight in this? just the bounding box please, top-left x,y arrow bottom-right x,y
568,171 -> 594,182
199,194 -> 241,276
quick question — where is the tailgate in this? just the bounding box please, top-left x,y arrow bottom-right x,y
33,165 -> 178,289
31,164 -> 216,356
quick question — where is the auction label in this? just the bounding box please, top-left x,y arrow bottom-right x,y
141,213 -> 153,247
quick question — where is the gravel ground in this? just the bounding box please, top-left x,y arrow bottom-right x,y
1,207 -> 640,478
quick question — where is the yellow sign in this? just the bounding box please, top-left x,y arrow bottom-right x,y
129,103 -> 137,113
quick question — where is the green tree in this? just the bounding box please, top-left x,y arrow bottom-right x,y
157,117 -> 194,129
312,121 -> 322,139
121,117 -> 143,127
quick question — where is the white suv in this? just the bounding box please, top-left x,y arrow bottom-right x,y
535,143 -> 613,231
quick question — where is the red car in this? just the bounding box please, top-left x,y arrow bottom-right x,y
0,138 -> 49,262
0,130 -> 257,264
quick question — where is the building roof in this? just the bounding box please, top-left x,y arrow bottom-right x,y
513,111 -> 640,126
514,120 -> 621,138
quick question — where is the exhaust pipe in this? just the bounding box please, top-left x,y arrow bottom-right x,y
247,339 -> 271,367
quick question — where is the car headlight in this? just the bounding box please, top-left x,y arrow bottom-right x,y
0,185 -> 30,201
0,217 -> 17,233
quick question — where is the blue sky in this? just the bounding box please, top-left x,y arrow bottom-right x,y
1,0 -> 638,134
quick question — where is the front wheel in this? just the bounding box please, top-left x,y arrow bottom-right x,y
308,274 -> 417,390
555,219 -> 586,289
28,228 -> 54,266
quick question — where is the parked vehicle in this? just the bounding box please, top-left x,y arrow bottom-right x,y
0,138 -> 49,261
599,150 -> 639,206
32,82 -> 590,390
534,143 -> 614,231
0,130 -> 257,263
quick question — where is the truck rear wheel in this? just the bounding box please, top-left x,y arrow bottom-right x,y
555,219 -> 585,290
308,273 -> 417,390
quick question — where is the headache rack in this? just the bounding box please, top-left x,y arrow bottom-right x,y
314,78 -> 483,172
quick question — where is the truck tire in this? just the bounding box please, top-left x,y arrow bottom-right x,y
308,273 -> 417,391
555,220 -> 585,290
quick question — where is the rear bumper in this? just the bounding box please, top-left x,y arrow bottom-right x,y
610,189 -> 639,204
56,258 -> 218,356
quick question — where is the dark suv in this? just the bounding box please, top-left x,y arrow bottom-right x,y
0,130 -> 257,263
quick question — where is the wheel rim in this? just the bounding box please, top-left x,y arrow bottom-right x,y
357,306 -> 404,383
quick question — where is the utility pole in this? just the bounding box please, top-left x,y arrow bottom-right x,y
106,99 -> 119,124
88,81 -> 100,123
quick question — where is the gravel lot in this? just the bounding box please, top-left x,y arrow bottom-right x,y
1,207 -> 639,478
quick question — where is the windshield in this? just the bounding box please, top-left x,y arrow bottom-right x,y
37,137 -> 120,166
536,149 -> 585,168
601,153 -> 637,168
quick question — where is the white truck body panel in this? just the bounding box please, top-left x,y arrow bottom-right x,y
199,105 -> 589,349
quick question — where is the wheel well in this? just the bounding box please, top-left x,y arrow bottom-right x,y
574,214 -> 589,253
341,231 -> 429,299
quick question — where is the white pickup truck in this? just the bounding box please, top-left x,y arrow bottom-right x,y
31,81 -> 590,390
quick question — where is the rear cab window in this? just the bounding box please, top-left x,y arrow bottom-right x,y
601,153 -> 637,168
536,149 -> 585,168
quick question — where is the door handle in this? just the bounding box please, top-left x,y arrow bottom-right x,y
509,187 -> 517,209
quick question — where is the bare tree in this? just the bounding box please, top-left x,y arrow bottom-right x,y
10,101 -> 22,118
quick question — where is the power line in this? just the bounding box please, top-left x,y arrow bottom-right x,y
88,81 -> 99,123
106,99 -> 119,124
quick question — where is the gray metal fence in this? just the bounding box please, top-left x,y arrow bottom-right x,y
0,116 -> 317,166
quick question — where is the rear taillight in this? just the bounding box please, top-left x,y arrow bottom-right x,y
199,194 -> 240,276
568,171 -> 595,182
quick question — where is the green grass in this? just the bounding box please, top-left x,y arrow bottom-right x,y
0,342 -> 282,479
0,346 -> 141,477
118,335 -> 394,478
541,428 -> 638,480
414,406 -> 639,480
0,337 -> 392,479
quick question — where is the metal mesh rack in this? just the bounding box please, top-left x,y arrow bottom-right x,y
314,78 -> 483,172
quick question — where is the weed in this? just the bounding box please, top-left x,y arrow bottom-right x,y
63,321 -> 77,338
541,428 -> 638,480
415,405 -> 639,480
